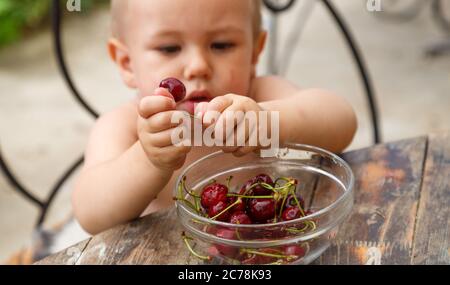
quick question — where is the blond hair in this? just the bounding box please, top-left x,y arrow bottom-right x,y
111,0 -> 263,41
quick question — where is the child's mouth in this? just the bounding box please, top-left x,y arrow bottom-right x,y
179,90 -> 212,115
180,97 -> 210,115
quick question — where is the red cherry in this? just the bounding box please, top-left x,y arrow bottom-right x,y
204,225 -> 218,236
247,198 -> 276,223
207,245 -> 220,257
261,227 -> 287,239
159,78 -> 186,102
257,248 -> 280,264
228,188 -> 247,213
201,183 -> 228,209
229,198 -> 246,213
283,244 -> 306,259
281,207 -> 301,221
215,228 -> 238,257
285,194 -> 305,210
208,200 -> 231,222
229,211 -> 252,225
241,174 -> 274,196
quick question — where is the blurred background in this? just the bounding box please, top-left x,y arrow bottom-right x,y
0,0 -> 449,263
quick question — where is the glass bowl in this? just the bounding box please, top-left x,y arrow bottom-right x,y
174,143 -> 354,265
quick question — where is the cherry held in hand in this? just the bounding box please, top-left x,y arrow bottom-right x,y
159,78 -> 186,102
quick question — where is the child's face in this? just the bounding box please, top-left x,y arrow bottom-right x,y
111,0 -> 265,114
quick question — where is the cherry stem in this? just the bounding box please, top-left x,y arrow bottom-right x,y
275,177 -> 297,184
175,178 -> 203,215
210,198 -> 242,221
234,222 -> 243,241
226,176 -> 233,189
181,177 -> 201,212
242,249 -> 296,261
226,193 -> 274,199
181,176 -> 200,198
244,182 -> 276,193
286,223 -> 310,233
278,191 -> 289,219
291,188 -> 306,217
182,232 -> 211,261
173,197 -> 199,214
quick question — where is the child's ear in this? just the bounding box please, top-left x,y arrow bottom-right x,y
108,38 -> 138,89
252,31 -> 267,65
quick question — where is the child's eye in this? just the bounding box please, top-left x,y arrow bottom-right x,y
157,45 -> 181,54
211,42 -> 235,51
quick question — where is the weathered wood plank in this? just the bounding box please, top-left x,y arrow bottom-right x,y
412,132 -> 450,265
313,137 -> 427,264
34,239 -> 91,265
74,208 -> 201,265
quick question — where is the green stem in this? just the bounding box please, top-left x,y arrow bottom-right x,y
182,233 -> 211,261
177,180 -> 184,201
286,223 -> 310,233
247,181 -> 276,192
175,176 -> 203,215
226,176 -> 233,189
268,183 -> 294,191
291,189 -> 306,217
181,176 -> 201,198
278,192 -> 289,219
173,197 -> 198,214
275,177 -> 292,183
210,199 -> 242,220
257,182 -> 278,193
242,249 -> 295,261
226,193 -> 274,199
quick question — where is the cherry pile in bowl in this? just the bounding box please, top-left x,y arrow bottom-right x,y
176,173 -> 318,264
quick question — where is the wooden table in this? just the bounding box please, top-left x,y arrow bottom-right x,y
36,132 -> 450,265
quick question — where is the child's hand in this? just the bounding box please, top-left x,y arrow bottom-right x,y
137,88 -> 192,171
199,94 -> 266,157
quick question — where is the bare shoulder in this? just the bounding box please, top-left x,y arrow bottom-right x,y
83,99 -> 139,168
250,76 -> 301,102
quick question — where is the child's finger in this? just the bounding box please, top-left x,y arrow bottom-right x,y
203,96 -> 233,125
154,87 -> 175,100
214,103 -> 247,145
148,127 -> 189,148
139,95 -> 176,119
146,110 -> 186,133
155,144 -> 191,166
223,118 -> 257,154
214,111 -> 239,145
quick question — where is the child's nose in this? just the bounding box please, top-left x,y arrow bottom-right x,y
183,49 -> 212,81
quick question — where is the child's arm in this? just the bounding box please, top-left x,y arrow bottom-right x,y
72,89 -> 191,235
253,76 -> 357,153
199,76 -> 357,155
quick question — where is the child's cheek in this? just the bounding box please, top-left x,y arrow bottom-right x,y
136,74 -> 159,97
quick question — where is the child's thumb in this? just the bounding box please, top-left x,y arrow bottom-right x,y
154,87 -> 175,101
